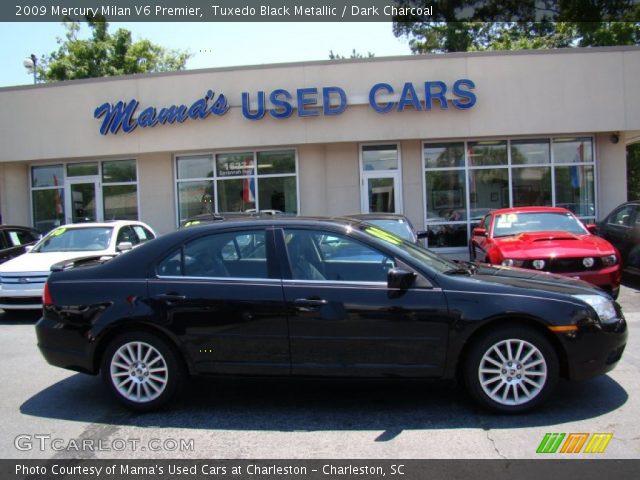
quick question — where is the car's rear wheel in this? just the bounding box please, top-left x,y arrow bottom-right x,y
101,332 -> 183,411
464,326 -> 559,413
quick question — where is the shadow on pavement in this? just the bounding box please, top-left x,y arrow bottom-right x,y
20,372 -> 628,439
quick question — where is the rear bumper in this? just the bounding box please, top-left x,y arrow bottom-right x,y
35,315 -> 96,374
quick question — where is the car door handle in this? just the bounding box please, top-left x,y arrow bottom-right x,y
153,293 -> 186,302
293,298 -> 328,309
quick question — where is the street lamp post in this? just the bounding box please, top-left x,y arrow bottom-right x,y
23,54 -> 38,84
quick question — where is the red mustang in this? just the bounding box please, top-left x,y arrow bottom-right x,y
470,207 -> 622,298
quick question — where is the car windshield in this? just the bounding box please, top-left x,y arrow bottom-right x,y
364,219 -> 415,241
359,224 -> 457,274
492,212 -> 587,238
33,227 -> 114,252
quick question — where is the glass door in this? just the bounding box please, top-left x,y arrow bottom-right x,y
65,178 -> 102,223
363,173 -> 401,213
360,144 -> 402,213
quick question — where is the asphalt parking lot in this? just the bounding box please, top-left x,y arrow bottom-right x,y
1,277 -> 639,460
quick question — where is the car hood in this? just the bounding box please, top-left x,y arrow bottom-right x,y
492,231 -> 615,258
0,250 -> 111,274
469,263 -> 606,297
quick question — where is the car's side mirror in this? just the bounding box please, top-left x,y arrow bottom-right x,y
387,268 -> 417,291
472,227 -> 487,237
416,230 -> 428,240
585,223 -> 598,235
116,241 -> 133,252
24,245 -> 34,253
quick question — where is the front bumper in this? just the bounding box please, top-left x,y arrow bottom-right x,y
559,317 -> 628,381
0,275 -> 46,310
556,266 -> 621,294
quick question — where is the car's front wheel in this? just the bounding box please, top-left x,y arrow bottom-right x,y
464,327 -> 559,413
101,332 -> 183,411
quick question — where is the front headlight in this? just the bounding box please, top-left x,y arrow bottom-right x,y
601,254 -> 618,267
574,294 -> 619,324
501,259 -> 524,267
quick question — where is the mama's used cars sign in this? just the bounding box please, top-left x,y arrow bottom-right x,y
94,79 -> 476,135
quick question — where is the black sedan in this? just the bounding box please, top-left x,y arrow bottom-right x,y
0,225 -> 41,264
36,217 -> 627,413
598,201 -> 640,273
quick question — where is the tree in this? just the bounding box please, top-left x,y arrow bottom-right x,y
35,16 -> 190,82
329,49 -> 375,59
392,1 -> 640,53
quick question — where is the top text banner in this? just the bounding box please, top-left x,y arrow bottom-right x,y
7,1 -> 429,22
8,1 -> 636,23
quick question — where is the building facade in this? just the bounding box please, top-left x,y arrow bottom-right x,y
1,46 -> 639,256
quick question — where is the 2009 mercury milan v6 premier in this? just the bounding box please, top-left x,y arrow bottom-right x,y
36,217 -> 627,413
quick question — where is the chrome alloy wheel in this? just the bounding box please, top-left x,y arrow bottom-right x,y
110,341 -> 169,403
478,339 -> 547,406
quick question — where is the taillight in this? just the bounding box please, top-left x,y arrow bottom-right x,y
43,281 -> 53,306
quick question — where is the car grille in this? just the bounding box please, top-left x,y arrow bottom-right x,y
0,274 -> 49,285
0,296 -> 42,305
522,257 -> 604,274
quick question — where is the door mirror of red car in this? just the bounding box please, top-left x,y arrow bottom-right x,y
472,227 -> 487,237
585,223 -> 598,235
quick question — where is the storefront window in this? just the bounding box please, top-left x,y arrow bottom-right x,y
553,137 -> 593,164
423,136 -> 596,250
103,185 -> 138,220
512,167 -> 552,207
177,155 -> 213,179
362,144 -> 398,171
468,141 -> 507,166
469,169 -> 508,211
32,188 -> 64,233
102,159 -> 136,182
102,159 -> 138,220
258,176 -> 296,212
426,170 -> 466,220
176,149 -> 298,223
424,143 -> 465,168
511,139 -> 550,165
257,150 -> 296,175
216,152 -> 254,177
67,162 -> 99,177
31,165 -> 63,188
554,165 -> 595,217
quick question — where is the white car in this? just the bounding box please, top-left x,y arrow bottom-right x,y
0,221 -> 155,311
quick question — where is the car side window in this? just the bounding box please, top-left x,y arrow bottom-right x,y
157,250 -> 182,276
608,206 -> 634,227
7,229 -> 38,246
132,225 -> 154,243
117,226 -> 138,245
284,229 -> 395,282
181,230 -> 268,279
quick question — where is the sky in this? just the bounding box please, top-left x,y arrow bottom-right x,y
0,22 -> 412,88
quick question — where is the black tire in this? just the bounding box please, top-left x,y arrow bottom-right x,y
101,331 -> 183,412
464,326 -> 559,414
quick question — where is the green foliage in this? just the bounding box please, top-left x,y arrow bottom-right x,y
37,16 -> 190,82
329,49 -> 375,60
392,1 -> 640,53
628,144 -> 640,201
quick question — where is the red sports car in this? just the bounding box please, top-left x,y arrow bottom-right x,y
470,207 -> 621,298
